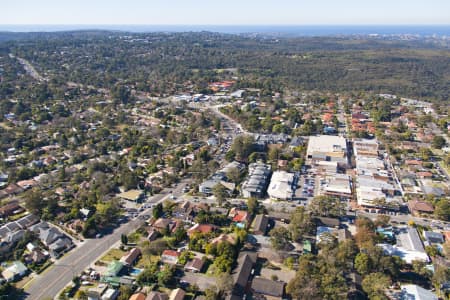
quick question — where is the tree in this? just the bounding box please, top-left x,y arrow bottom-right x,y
355,252 -> 371,275
157,264 -> 175,286
118,285 -> 133,300
24,188 -> 45,216
289,207 -> 314,242
226,167 -> 241,184
434,199 -> 450,221
287,255 -> 321,300
432,135 -> 446,149
308,195 -> 345,217
432,264 -> 450,287
153,203 -> 163,219
121,234 -> 128,245
136,261 -> 158,285
231,135 -> 254,161
361,272 -> 390,299
247,198 -> 258,216
74,290 -> 88,300
213,183 -> 228,206
269,227 -> 291,251
204,287 -> 219,300
354,218 -> 377,248
216,272 -> 234,297
82,216 -> 97,238
374,215 -> 391,227
225,150 -> 236,162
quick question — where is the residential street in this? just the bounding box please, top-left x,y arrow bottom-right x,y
23,181 -> 189,300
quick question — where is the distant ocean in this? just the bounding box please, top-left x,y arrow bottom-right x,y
1,25 -> 450,37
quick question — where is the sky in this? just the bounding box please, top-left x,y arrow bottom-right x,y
1,0 -> 450,25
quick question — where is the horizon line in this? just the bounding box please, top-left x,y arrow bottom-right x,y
1,23 -> 450,26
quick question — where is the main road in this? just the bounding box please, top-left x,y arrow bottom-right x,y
23,181 -> 190,300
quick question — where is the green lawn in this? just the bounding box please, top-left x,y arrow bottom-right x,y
135,255 -> 160,269
99,248 -> 127,263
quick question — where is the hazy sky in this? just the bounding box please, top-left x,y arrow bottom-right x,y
1,0 -> 450,25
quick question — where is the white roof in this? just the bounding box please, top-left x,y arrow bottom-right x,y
356,187 -> 385,206
325,177 -> 351,195
400,284 -> 438,300
355,156 -> 384,171
267,171 -> 295,200
307,135 -> 347,156
378,243 -> 429,264
358,178 -> 394,190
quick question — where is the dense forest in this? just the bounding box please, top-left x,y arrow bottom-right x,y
0,31 -> 449,101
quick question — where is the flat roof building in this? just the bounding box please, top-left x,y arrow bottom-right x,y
267,171 -> 296,200
307,135 -> 348,163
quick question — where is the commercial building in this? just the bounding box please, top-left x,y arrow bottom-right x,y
353,138 -> 379,157
306,135 -> 348,164
267,171 -> 296,200
353,138 -> 398,208
323,174 -> 352,199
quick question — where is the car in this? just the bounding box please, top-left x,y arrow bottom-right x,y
170,195 -> 177,200
95,233 -> 103,238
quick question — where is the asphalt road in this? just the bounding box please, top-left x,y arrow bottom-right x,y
23,181 -> 190,300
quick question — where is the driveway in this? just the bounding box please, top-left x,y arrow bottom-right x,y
181,272 -> 216,290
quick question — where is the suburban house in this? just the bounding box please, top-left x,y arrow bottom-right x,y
0,201 -> 24,218
184,257 -> 205,273
230,252 -> 257,297
169,288 -> 186,300
1,261 -> 28,282
152,218 -> 180,233
117,189 -> 144,203
423,231 -> 444,245
228,208 -> 251,227
187,224 -> 218,237
120,247 -> 141,267
251,215 -> 269,235
408,200 -> 434,217
146,292 -> 169,300
251,277 -> 285,299
29,221 -> 74,257
129,292 -> 147,300
211,234 -> 237,245
161,250 -> 180,265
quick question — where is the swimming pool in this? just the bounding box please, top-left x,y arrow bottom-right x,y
129,268 -> 143,276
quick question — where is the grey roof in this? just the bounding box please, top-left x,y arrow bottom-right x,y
315,217 -> 340,228
184,258 -> 204,271
290,137 -> 304,147
6,230 -> 26,244
5,222 -> 21,232
423,231 -> 444,244
0,226 -> 10,239
242,163 -> 272,196
251,277 -> 285,297
398,228 -> 425,252
15,214 -> 39,229
252,215 -> 269,234
41,227 -> 64,246
146,292 -> 169,300
232,254 -> 255,294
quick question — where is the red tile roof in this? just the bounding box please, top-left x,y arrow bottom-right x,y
162,250 -> 180,257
